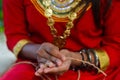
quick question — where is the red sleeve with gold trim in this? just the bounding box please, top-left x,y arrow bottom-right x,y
101,0 -> 120,70
3,0 -> 30,52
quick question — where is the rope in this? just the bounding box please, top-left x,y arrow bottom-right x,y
9,57 -> 107,80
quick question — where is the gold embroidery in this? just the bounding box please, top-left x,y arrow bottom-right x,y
31,0 -> 92,22
95,49 -> 110,71
13,39 -> 31,56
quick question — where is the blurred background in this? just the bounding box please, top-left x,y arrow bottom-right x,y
0,0 -> 17,77
0,0 -> 3,32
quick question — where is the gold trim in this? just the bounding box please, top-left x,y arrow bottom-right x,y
31,0 -> 92,22
86,2 -> 92,11
95,49 -> 110,71
13,39 -> 31,56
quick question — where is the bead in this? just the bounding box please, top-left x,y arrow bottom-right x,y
66,22 -> 74,29
51,28 -> 57,35
68,12 -> 77,20
53,36 -> 66,49
64,29 -> 71,37
43,0 -> 51,7
47,17 -> 54,27
45,8 -> 53,17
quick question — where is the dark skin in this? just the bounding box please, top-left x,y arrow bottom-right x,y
21,42 -> 90,76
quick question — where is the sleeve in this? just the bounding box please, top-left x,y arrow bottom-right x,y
99,0 -> 120,71
3,0 -> 31,56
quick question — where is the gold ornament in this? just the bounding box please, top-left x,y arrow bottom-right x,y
43,0 -> 51,7
39,0 -> 88,48
68,12 -> 77,20
45,8 -> 53,17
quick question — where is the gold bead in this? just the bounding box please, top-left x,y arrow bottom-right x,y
51,29 -> 57,35
43,0 -> 51,7
47,17 -> 54,27
68,12 -> 77,20
60,36 -> 64,39
66,22 -> 74,29
64,30 -> 70,36
45,8 -> 53,17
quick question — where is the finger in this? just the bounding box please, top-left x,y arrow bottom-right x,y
37,49 -> 51,59
37,64 -> 46,74
44,60 -> 71,74
37,57 -> 47,63
38,57 -> 56,67
37,48 -> 63,66
35,64 -> 45,76
35,64 -> 46,75
45,60 -> 56,68
35,70 -> 41,76
50,56 -> 62,66
43,43 -> 66,61
35,72 -> 41,76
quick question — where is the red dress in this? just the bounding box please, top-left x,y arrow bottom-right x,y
1,0 -> 120,80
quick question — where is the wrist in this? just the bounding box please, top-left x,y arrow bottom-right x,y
20,43 -> 41,60
71,49 -> 100,73
69,52 -> 83,69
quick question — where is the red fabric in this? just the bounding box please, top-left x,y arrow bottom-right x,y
2,0 -> 120,80
1,63 -> 120,80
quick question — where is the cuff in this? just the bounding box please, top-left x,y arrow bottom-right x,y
94,49 -> 110,71
13,39 -> 31,56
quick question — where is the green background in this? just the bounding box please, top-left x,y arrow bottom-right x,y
0,0 -> 3,33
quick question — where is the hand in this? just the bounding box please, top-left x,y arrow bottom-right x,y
39,49 -> 72,75
35,48 -> 82,76
43,59 -> 71,74
42,49 -> 82,75
37,42 -> 65,63
35,57 -> 56,76
35,42 -> 66,76
60,49 -> 83,67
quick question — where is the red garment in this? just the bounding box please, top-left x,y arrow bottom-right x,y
1,63 -> 120,80
2,0 -> 120,80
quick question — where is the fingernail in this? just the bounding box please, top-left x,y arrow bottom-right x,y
39,70 -> 43,73
62,55 -> 66,61
44,68 -> 49,73
56,59 -> 62,66
35,72 -> 40,76
49,63 -> 55,67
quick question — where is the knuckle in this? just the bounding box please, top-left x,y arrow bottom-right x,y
42,42 -> 53,47
39,58 -> 47,63
47,55 -> 51,60
37,49 -> 44,55
51,56 -> 56,61
42,42 -> 57,52
51,57 -> 59,63
61,49 -> 69,53
40,42 -> 50,49
49,47 -> 56,53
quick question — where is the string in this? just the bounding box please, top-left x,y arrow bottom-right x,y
9,57 -> 107,80
77,70 -> 81,80
68,57 -> 107,77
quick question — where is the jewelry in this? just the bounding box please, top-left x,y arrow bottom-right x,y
87,49 -> 100,68
75,49 -> 100,72
38,0 -> 83,18
37,0 -> 89,48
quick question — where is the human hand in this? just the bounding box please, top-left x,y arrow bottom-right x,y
35,48 -> 82,76
35,42 -> 66,76
41,49 -> 83,75
37,49 -> 72,75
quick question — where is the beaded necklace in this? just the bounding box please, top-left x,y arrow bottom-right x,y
37,0 -> 90,48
